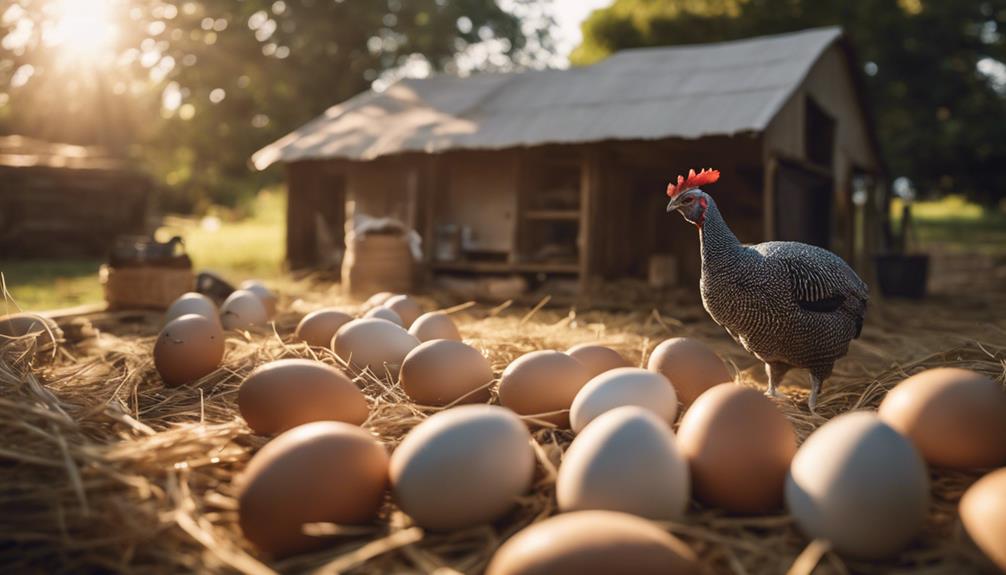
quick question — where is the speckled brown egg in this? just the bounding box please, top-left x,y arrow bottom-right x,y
647,337 -> 732,407
0,312 -> 62,363
960,468 -> 1006,572
238,359 -> 369,435
569,368 -> 678,433
485,510 -> 702,575
383,294 -> 422,328
363,306 -> 403,325
332,318 -> 420,377
399,339 -> 493,406
220,289 -> 268,330
566,343 -> 632,379
677,384 -> 797,513
295,308 -> 353,348
165,292 -> 219,326
557,406 -> 690,521
153,314 -> 225,387
409,311 -> 461,342
240,280 -> 277,317
390,405 -> 534,531
498,350 -> 592,428
878,367 -> 1006,469
237,421 -> 388,556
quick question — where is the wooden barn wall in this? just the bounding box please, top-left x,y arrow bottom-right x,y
763,43 -> 881,259
285,160 -> 345,269
345,156 -> 418,228
440,150 -> 519,254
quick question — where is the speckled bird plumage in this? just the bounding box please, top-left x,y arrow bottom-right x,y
666,179 -> 868,410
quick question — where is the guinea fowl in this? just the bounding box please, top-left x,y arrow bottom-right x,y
664,169 -> 868,411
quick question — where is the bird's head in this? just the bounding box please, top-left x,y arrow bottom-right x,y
665,168 -> 720,227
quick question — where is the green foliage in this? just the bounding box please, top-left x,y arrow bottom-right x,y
574,0 -> 1006,206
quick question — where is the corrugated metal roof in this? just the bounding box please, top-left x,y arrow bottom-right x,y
252,27 -> 843,169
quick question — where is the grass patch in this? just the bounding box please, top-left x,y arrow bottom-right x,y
892,195 -> 1006,253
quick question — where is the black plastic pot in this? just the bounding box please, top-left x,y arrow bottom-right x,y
874,253 -> 929,299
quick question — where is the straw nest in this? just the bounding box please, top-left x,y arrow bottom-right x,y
2,283 -> 1004,575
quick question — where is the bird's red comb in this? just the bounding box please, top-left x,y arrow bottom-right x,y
667,168 -> 720,197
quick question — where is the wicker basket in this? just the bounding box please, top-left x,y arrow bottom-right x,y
342,233 -> 415,297
100,265 -> 195,310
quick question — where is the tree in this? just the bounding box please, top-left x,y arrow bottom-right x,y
574,0 -> 1006,207
0,0 -> 553,210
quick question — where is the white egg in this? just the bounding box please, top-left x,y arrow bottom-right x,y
570,368 -> 678,433
165,292 -> 219,327
220,289 -> 269,330
240,280 -> 277,317
363,306 -> 403,326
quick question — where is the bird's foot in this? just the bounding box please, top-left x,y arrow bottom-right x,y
765,385 -> 786,400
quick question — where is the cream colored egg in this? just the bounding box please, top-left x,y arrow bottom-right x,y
390,405 -> 534,530
785,411 -> 930,559
220,289 -> 269,330
486,511 -> 702,575
399,339 -> 493,406
409,311 -> 461,342
153,314 -> 225,387
383,294 -> 422,328
295,308 -> 353,348
499,350 -> 592,428
364,291 -> 394,309
363,306 -> 403,325
570,368 -> 678,433
960,468 -> 1006,572
240,280 -> 277,317
332,318 -> 420,376
165,292 -> 220,326
647,337 -> 732,407
557,406 -> 690,521
566,343 -> 632,379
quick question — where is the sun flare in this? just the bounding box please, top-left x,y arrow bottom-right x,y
45,0 -> 118,62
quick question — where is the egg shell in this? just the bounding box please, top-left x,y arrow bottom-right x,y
238,359 -> 369,435
153,314 -> 225,387
960,468 -> 1006,572
557,406 -> 690,521
566,343 -> 632,379
363,306 -> 404,326
237,421 -> 388,556
240,280 -> 277,317
332,318 -> 420,377
0,312 -> 62,362
409,311 -> 462,342
785,411 -> 930,559
389,405 -> 534,531
878,367 -> 1006,469
383,295 -> 422,328
485,510 -> 702,575
220,289 -> 269,330
165,292 -> 220,326
677,384 -> 797,513
570,367 -> 678,433
647,337 -> 732,407
364,291 -> 394,309
295,309 -> 353,348
399,340 -> 493,406
499,350 -> 592,428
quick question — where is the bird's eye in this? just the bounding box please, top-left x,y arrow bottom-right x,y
683,197 -> 694,204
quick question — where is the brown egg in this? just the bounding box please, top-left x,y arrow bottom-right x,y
0,312 -> 62,363
363,305 -> 403,325
399,340 -> 493,406
390,405 -> 534,530
238,359 -> 369,435
383,294 -> 422,328
153,314 -> 224,387
409,311 -> 461,342
237,421 -> 388,556
960,468 -> 1006,572
165,292 -> 219,326
332,318 -> 420,377
677,383 -> 797,513
364,291 -> 394,309
240,280 -> 278,317
486,510 -> 702,575
566,343 -> 632,379
647,337 -> 732,407
557,406 -> 690,521
878,367 -> 1006,469
569,368 -> 678,433
295,308 -> 353,348
498,350 -> 592,428
220,289 -> 269,330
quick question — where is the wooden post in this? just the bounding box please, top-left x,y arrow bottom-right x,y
579,146 -> 599,293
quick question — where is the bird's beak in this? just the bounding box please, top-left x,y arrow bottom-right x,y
666,199 -> 677,213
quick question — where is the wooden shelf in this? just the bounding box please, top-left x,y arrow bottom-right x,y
523,209 -> 581,221
431,261 -> 581,274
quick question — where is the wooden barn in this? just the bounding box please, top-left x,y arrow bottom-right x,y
0,136 -> 152,258
253,27 -> 887,292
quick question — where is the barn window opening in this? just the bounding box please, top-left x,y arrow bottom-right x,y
805,96 -> 836,168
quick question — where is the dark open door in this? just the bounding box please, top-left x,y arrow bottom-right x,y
774,160 -> 833,248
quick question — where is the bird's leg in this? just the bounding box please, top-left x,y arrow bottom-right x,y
765,363 -> 790,399
807,366 -> 832,414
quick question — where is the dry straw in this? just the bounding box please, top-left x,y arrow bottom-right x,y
1,282 -> 1004,574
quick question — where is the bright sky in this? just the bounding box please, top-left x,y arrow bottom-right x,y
552,0 -> 614,65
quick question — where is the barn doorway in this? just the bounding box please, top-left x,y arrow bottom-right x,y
773,160 -> 832,248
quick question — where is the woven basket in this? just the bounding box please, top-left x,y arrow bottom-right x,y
342,233 -> 414,297
100,265 -> 195,310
